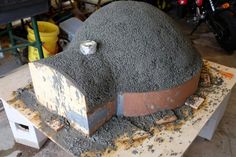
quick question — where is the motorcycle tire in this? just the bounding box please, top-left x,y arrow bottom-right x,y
212,11 -> 236,53
177,5 -> 187,18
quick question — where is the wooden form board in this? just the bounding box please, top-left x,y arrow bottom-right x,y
0,60 -> 236,157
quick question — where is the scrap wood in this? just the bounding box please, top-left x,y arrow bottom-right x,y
117,135 -> 130,143
185,96 -> 205,110
200,73 -> 211,87
45,119 -> 65,132
115,131 -> 150,151
132,130 -> 150,141
155,113 -> 177,125
44,113 -> 66,132
117,130 -> 150,143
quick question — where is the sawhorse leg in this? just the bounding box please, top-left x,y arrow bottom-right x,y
7,23 -> 17,56
31,17 -> 44,59
198,92 -> 231,140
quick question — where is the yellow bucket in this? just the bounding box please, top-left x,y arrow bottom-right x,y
27,21 -> 59,62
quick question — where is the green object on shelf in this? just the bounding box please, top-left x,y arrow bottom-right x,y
0,16 -> 44,62
31,17 -> 44,59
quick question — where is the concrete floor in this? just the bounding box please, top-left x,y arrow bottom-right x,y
0,15 -> 236,157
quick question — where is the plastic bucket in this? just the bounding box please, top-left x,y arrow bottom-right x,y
27,21 -> 59,61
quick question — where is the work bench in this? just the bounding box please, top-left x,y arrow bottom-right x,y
0,60 -> 236,157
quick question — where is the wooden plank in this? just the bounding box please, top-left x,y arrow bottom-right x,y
0,60 -> 236,157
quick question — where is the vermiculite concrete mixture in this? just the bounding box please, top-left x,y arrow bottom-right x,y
29,1 -> 202,136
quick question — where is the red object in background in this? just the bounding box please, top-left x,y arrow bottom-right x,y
196,0 -> 204,6
178,0 -> 188,5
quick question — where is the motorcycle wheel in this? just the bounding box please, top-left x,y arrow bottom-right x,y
177,5 -> 187,18
212,11 -> 236,53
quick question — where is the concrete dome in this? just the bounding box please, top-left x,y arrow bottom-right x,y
38,1 -> 202,112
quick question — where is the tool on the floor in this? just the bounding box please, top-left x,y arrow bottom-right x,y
211,67 -> 234,79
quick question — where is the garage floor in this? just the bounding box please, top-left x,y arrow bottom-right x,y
0,17 -> 236,157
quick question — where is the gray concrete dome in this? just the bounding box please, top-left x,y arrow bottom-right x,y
41,1 -> 202,110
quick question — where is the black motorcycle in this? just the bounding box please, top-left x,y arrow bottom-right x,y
177,0 -> 236,53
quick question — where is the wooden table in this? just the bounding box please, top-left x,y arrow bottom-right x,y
0,60 -> 236,157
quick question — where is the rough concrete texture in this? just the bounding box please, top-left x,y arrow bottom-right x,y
40,1 -> 202,109
62,116 -> 147,156
15,87 -> 198,156
127,109 -> 176,131
15,88 -> 148,156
